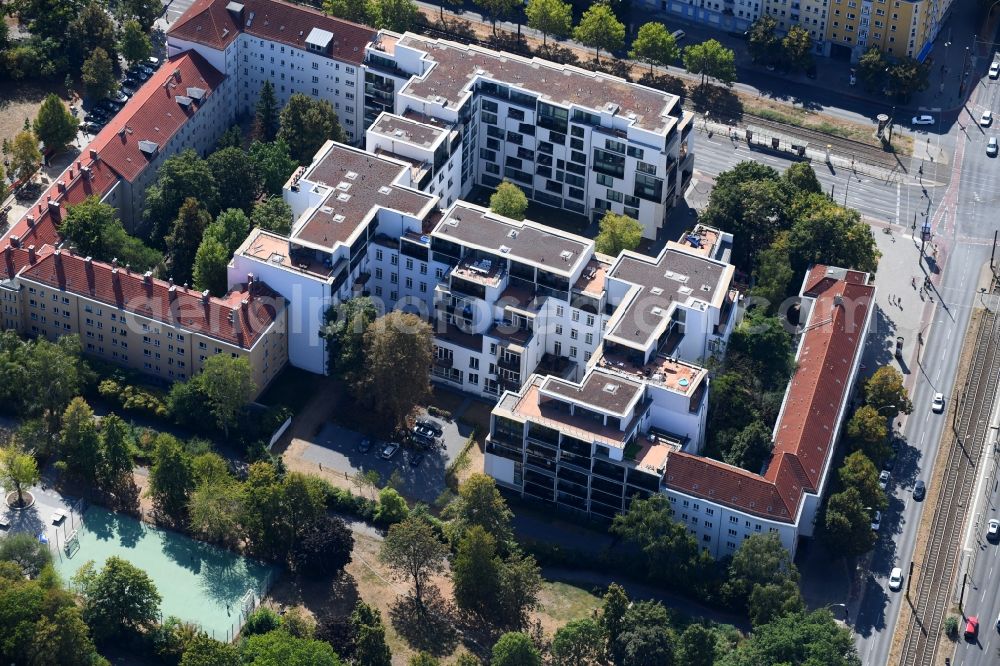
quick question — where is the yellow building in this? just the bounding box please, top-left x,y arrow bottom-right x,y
825,0 -> 946,60
1,243 -> 288,398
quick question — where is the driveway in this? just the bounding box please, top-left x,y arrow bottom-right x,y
295,411 -> 473,504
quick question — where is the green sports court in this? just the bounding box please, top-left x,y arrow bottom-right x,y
52,505 -> 279,642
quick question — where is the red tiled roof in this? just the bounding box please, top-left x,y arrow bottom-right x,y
168,0 -> 375,65
663,266 -> 875,524
18,249 -> 282,349
91,51 -> 225,183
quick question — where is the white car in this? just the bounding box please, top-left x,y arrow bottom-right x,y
879,470 -> 891,490
990,61 -> 1000,79
871,510 -> 882,532
988,519 -> 1000,541
889,567 -> 903,591
990,137 -> 999,157
932,392 -> 945,413
912,115 -> 935,126
982,110 -> 993,127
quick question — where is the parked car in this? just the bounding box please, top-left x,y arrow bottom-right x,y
83,112 -> 105,124
879,470 -> 890,490
110,90 -> 129,104
932,392 -> 945,413
411,432 -> 436,449
147,56 -> 160,67
409,452 -> 424,468
82,122 -> 102,134
990,61 -> 1000,79
671,29 -> 685,42
988,519 -> 1000,542
849,69 -> 857,86
981,110 -> 993,127
358,438 -> 373,453
913,479 -> 926,501
965,616 -> 979,640
413,424 -> 438,441
416,418 -> 443,436
380,442 -> 400,459
912,115 -> 935,125
871,510 -> 882,532
989,137 -> 998,157
122,76 -> 139,88
888,567 -> 903,591
131,65 -> 153,80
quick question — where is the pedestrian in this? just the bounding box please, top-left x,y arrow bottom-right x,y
319,462 -> 323,471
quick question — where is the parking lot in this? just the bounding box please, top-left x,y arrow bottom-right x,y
291,410 -> 475,504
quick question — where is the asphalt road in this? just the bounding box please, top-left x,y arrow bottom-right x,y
849,63 -> 1000,666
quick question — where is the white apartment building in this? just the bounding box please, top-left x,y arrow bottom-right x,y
166,0 -> 376,143
362,31 -> 695,241
486,263 -> 875,558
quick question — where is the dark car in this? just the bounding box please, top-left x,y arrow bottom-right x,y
416,418 -> 443,436
409,452 -> 424,468
412,432 -> 436,449
83,112 -> 105,124
131,66 -> 153,81
358,438 -> 374,453
913,480 -> 926,501
806,64 -> 817,79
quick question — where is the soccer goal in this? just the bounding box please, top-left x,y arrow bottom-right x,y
64,529 -> 80,558
240,588 -> 256,617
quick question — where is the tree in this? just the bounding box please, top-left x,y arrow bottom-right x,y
551,618 -> 604,665
375,487 -> 409,523
243,607 -> 281,636
496,551 -> 542,629
59,397 -> 101,483
491,632 -> 541,666
601,583 -> 630,663
748,578 -> 805,627
722,419 -> 773,472
205,209 -> 252,254
751,235 -> 794,310
145,150 -> 219,243
290,515 -> 354,576
12,336 -> 93,435
250,139 -> 298,196
410,654 -> 441,666
199,354 -> 256,436
372,0 -> 420,31
718,610 -> 859,666
782,162 -> 822,195
846,405 -> 891,464
489,181 -> 529,220
120,0 -> 161,30
118,18 -> 152,66
785,197 -> 880,275
379,514 -> 448,606
193,235 -> 230,296
525,0 -> 572,49
677,624 -> 716,666
33,94 -> 78,154
148,434 -> 194,523
61,196 -> 162,268
180,635 -> 241,666
573,1 -> 625,64
747,16 -> 781,65
251,196 -> 295,235
253,80 -> 280,142
887,56 -> 930,99
207,147 -> 262,213
357,312 -> 432,431
610,494 -> 711,593
323,296 -> 379,380
351,601 -> 392,666
616,601 -> 676,666
823,487 -> 876,557
0,446 -> 39,507
683,39 -> 737,87
451,473 -> 514,544
477,0 -> 520,36
99,414 -> 134,491
630,22 -> 680,75
241,631 -> 342,665
723,532 -> 800,613
74,556 -> 162,641
0,532 -> 51,577
782,26 -> 813,72
278,94 -> 347,164
322,0 -> 371,23
69,2 -> 117,68
856,47 -> 887,93
10,129 -> 41,184
865,366 -> 913,415
452,525 -> 501,618
165,198 -> 212,284
594,211 -> 642,256
11,0 -> 83,42
81,48 -> 117,101
839,450 -> 886,511
188,478 -> 244,546
727,311 -> 794,387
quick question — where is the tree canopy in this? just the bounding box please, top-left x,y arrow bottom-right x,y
864,366 -> 913,415
489,181 -> 529,220
207,147 -> 262,214
630,22 -> 680,74
62,196 -> 162,269
379,514 -> 448,606
718,610 -> 860,666
33,94 -> 78,153
683,39 -> 736,86
253,80 -> 280,142
278,94 -> 347,164
525,0 -> 572,48
594,211 -> 642,256
74,556 -> 162,641
81,47 -> 116,100
573,1 -> 625,64
491,632 -> 541,666
144,150 -> 219,244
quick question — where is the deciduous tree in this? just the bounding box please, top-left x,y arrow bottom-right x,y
74,556 -> 162,641
573,1 -> 624,64
199,354 -> 256,436
525,0 -> 572,49
783,161 -> 822,194
59,397 -> 101,483
148,434 -> 194,524
120,0 -> 161,30
33,94 -> 78,154
69,2 -> 117,68
630,22 -> 680,74
99,414 -> 134,491
615,601 -> 676,666
594,211 -> 642,256
0,445 -> 39,507
323,296 -> 378,380
846,404 -> 891,464
683,39 -> 737,87
476,0 -> 520,36
350,601 -> 392,666
722,419 -> 773,472
207,147 -> 262,213
782,26 -> 813,71
192,235 -> 230,296
723,532 -> 801,613
165,198 -> 212,285
856,47 -> 886,93
489,181 -> 529,220
747,16 -> 781,65
81,47 -> 117,101
379,514 -> 448,606
145,150 -> 219,243
180,635 -> 240,666
251,196 -> 295,235
62,196 -> 162,269
450,473 -> 514,544
188,478 -> 244,546
323,0 -> 371,23
823,487 -> 876,557
241,631 -> 342,665
865,366 -> 913,415
278,94 -> 347,164
491,632 -> 541,666
839,450 -> 886,511
250,139 -> 298,196
357,311 -> 432,431
719,610 -> 860,666
119,18 -> 152,66
452,525 -> 501,618
10,129 -> 41,183
290,515 -> 354,576
677,624 -> 716,666
785,195 -> 880,275
372,0 -> 420,31
551,618 -> 604,665
0,532 -> 51,577
887,57 -> 930,99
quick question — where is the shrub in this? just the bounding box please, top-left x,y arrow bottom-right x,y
242,607 -> 282,636
374,487 -> 409,525
427,406 -> 451,420
945,616 -> 959,639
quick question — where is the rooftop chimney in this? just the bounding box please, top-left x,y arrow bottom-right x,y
168,284 -> 178,300
85,256 -> 93,264
201,289 -> 210,303
143,270 -> 152,284
89,149 -> 98,160
111,257 -> 118,268
9,236 -> 19,248
27,245 -> 36,264
834,293 -> 843,308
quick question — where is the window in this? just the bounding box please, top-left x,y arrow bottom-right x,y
556,306 -> 564,317
469,357 -> 479,370
555,325 -> 563,335
570,329 -> 578,340
569,346 -> 577,358
585,333 -> 593,345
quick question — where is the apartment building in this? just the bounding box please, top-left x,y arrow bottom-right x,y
825,0 -> 944,60
166,0 -> 376,143
0,244 -> 287,397
486,264 -> 874,558
363,31 -> 694,241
